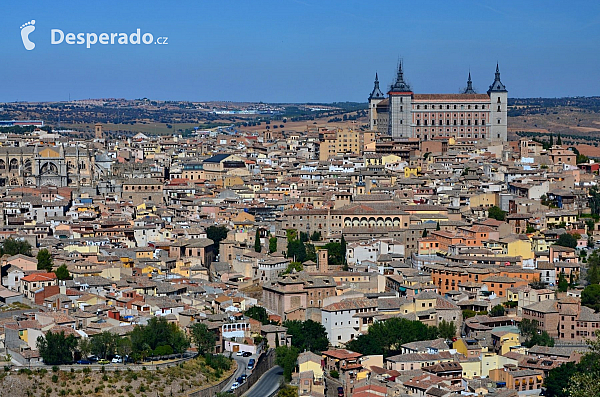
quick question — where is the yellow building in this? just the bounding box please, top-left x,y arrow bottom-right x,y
319,128 -> 364,161
298,351 -> 324,382
404,166 -> 421,178
459,358 -> 482,379
454,338 -> 485,358
481,352 -> 518,378
491,330 -> 520,355
470,192 -> 498,208
503,236 -> 534,260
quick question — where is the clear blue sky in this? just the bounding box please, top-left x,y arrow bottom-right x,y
1,0 -> 600,103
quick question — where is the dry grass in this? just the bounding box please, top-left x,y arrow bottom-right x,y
0,356 -> 235,397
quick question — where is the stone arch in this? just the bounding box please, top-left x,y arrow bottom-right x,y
368,217 -> 376,227
9,158 -> 18,171
9,177 -> 19,185
384,217 -> 393,227
352,218 -> 360,227
23,160 -> 32,176
376,218 -> 385,227
40,162 -> 59,175
360,217 -> 368,227
393,217 -> 401,227
0,159 -> 5,170
344,219 -> 352,227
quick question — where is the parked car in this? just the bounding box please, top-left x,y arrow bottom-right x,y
337,386 -> 344,396
76,359 -> 91,365
111,355 -> 123,363
236,376 -> 245,384
240,374 -> 247,381
242,351 -> 252,357
97,359 -> 110,365
88,355 -> 98,362
231,382 -> 240,390
236,351 -> 245,356
247,358 -> 255,370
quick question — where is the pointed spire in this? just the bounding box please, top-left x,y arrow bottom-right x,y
369,72 -> 384,100
488,63 -> 507,93
390,60 -> 411,92
463,71 -> 476,94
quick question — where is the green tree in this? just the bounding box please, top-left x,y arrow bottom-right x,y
462,309 -> 477,319
283,320 -> 329,353
340,235 -> 347,266
245,306 -> 270,325
1,237 -> 32,256
130,317 -> 190,361
555,233 -> 578,249
346,317 -> 439,357
557,134 -> 562,145
567,330 -> 600,397
489,304 -> 505,317
189,322 -> 216,355
275,345 -> 299,382
90,331 -> 119,359
558,272 -> 569,292
422,229 -> 428,238
269,236 -> 277,253
487,206 -> 506,221
36,248 -> 54,272
590,187 -> 600,216
286,240 -> 306,262
310,231 -> 321,241
550,134 -> 554,146
282,261 -> 303,275
582,284 -> 600,312
587,249 -> 600,284
37,331 -> 78,365
305,243 -> 316,262
544,362 -> 577,397
526,331 -> 555,348
436,221 -> 441,231
206,225 -> 229,256
254,229 -> 261,253
438,320 -> 456,340
78,337 -> 92,359
54,264 -> 71,280
299,232 -> 308,243
518,318 -> 539,338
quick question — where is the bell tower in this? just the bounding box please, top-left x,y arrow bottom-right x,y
388,61 -> 413,139
487,63 -> 508,142
368,73 -> 385,131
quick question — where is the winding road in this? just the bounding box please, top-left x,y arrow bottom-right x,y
243,365 -> 283,397
222,354 -> 251,392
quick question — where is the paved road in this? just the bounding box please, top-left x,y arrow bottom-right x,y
244,365 -> 283,397
222,354 -> 251,392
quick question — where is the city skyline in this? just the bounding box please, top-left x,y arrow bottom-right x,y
2,1 -> 600,102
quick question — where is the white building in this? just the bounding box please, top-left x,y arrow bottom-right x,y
321,298 -> 378,347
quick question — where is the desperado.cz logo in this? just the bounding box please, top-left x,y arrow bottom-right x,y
20,20 -> 168,50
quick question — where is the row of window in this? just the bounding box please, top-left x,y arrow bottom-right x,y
416,104 -> 487,110
124,185 -> 162,191
417,120 -> 485,126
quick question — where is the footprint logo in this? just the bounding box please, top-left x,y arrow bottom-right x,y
20,20 -> 36,51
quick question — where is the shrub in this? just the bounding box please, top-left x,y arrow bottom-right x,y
52,365 -> 59,373
330,370 -> 339,378
52,374 -> 59,383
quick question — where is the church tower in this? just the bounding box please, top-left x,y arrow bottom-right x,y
368,73 -> 385,131
487,63 -> 508,142
463,72 -> 476,94
95,123 -> 103,139
388,61 -> 413,139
